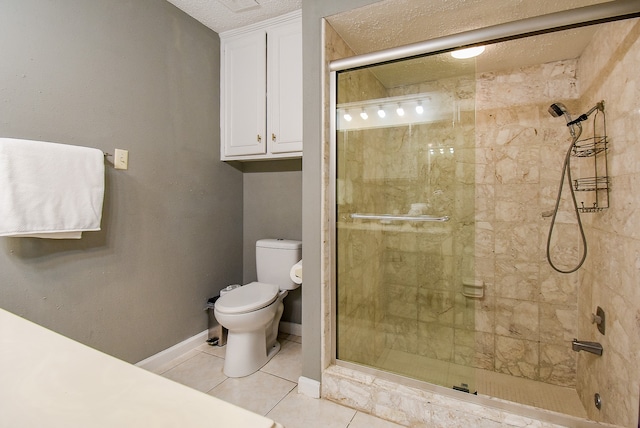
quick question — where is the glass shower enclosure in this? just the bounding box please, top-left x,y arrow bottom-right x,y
333,53 -> 480,392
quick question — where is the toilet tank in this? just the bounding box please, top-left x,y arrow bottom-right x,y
256,239 -> 302,290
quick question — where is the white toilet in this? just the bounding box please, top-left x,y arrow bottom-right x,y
214,239 -> 302,377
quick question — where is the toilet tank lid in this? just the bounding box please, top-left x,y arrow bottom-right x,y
256,239 -> 302,250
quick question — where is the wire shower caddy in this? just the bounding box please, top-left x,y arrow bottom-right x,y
571,103 -> 609,213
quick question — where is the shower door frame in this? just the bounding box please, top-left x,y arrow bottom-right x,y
326,0 -> 640,409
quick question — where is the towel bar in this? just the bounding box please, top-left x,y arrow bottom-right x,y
350,213 -> 450,222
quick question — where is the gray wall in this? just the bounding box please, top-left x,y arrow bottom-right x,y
301,0 -> 382,381
0,0 -> 243,363
242,160 -> 303,324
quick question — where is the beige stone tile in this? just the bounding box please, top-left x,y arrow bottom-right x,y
417,289 -> 454,324
348,411 -> 407,428
267,389 -> 356,428
494,260 -> 539,301
494,145 -> 540,184
278,332 -> 302,344
454,293 -> 494,333
385,282 -> 418,320
495,298 -> 539,340
208,371 -> 296,416
474,220 -> 495,259
147,349 -> 201,375
161,352 -> 226,393
539,343 -> 576,388
198,341 -> 226,359
261,339 -> 302,383
380,315 -> 418,355
538,266 -> 578,304
453,330 -> 495,371
495,336 -> 539,380
545,223 -> 581,270
494,222 -> 541,261
539,302 -> 577,344
417,322 -> 453,362
495,184 -> 540,223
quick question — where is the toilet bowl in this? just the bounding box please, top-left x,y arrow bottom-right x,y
214,282 -> 283,377
214,239 -> 302,377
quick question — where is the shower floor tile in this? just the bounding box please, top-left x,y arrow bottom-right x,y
375,349 -> 587,418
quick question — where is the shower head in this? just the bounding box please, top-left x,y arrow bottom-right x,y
548,102 -> 569,118
549,102 -> 576,137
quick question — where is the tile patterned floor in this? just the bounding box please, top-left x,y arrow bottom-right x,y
149,334 -> 405,428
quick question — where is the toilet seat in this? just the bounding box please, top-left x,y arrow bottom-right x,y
215,282 -> 279,315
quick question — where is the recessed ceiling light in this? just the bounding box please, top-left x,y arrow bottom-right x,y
451,46 -> 485,59
217,0 -> 260,13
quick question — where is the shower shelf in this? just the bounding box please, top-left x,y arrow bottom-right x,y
570,115 -> 609,213
571,136 -> 607,157
350,213 -> 450,222
573,176 -> 609,192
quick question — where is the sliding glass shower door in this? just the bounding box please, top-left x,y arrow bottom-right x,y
334,53 -> 478,391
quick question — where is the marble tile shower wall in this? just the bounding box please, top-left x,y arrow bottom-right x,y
573,18 -> 640,427
472,60 -> 582,388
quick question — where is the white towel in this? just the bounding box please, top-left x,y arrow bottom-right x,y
0,138 -> 105,239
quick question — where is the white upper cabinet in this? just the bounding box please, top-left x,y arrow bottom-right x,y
220,11 -> 302,161
221,31 -> 267,157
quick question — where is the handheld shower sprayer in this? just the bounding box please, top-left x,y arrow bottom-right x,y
548,102 -> 576,137
546,100 -> 605,274
547,102 -> 569,118
548,101 -> 605,138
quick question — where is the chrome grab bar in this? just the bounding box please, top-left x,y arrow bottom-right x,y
350,213 -> 450,222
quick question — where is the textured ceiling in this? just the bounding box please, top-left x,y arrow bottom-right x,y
325,0 -> 610,87
165,0 -> 301,33
167,0 -> 615,87
324,0 -> 610,54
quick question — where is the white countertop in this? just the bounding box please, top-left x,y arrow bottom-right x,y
0,308 -> 283,428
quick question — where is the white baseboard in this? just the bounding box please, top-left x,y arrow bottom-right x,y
279,321 -> 302,337
136,322 -> 301,372
135,329 -> 208,372
298,376 -> 321,398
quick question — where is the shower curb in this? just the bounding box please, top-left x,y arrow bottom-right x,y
322,364 -> 617,428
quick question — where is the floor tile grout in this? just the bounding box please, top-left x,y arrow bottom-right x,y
263,383 -> 297,418
155,335 -> 405,428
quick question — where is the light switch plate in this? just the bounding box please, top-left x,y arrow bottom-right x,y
114,149 -> 128,170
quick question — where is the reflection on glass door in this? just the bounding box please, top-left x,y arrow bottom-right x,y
335,53 -> 477,390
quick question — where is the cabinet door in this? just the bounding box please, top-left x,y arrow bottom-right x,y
221,31 -> 267,157
267,19 -> 302,154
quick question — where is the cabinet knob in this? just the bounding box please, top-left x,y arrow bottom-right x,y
272,133 -> 276,142
257,134 -> 262,142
